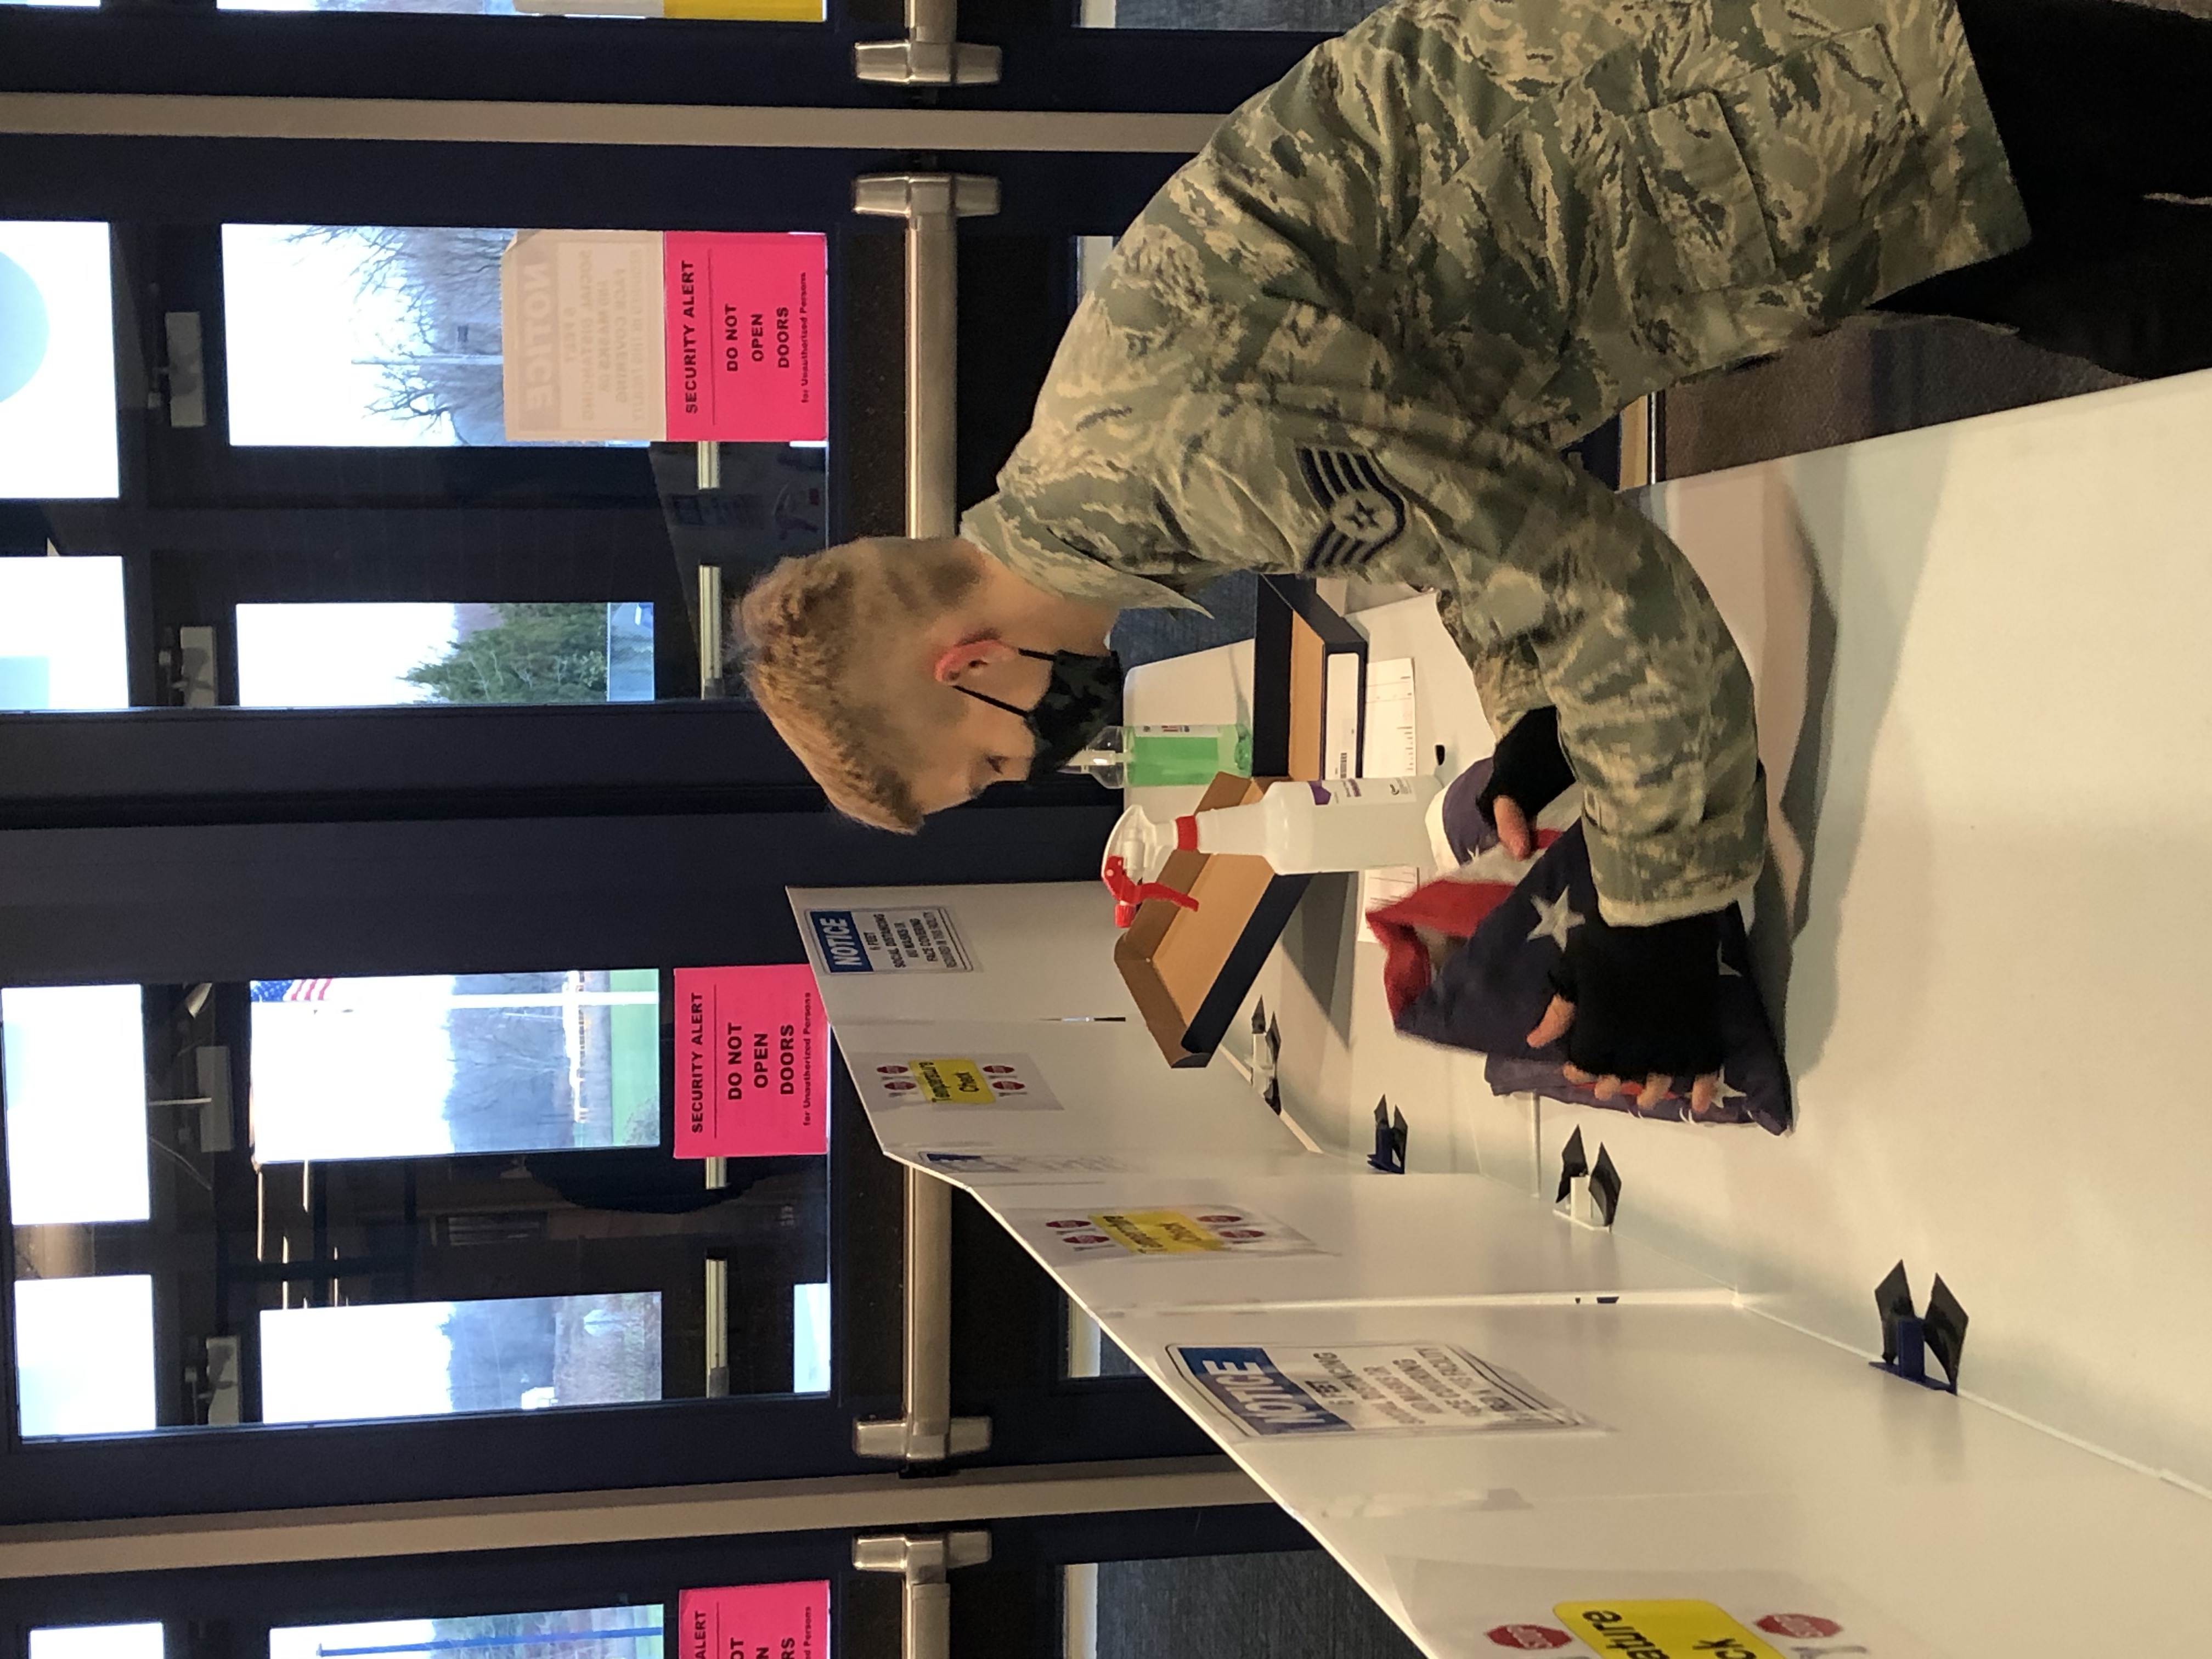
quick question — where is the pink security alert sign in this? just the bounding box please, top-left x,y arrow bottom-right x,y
664,232 -> 825,442
678,1582 -> 828,1659
500,229 -> 826,443
674,964 -> 827,1158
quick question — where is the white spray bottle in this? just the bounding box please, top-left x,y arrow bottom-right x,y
1103,774 -> 1442,922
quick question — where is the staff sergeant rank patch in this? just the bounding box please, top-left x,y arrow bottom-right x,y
1297,446 -> 1406,570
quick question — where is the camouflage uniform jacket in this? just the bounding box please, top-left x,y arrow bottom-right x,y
960,0 -> 2027,924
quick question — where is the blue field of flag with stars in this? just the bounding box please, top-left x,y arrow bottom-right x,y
1395,823 -> 1792,1135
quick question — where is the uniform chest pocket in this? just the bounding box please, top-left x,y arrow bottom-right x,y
1626,90 -> 1778,294
1712,24 -> 1923,268
1625,24 -> 1922,294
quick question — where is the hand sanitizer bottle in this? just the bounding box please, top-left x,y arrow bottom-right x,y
1060,724 -> 1254,788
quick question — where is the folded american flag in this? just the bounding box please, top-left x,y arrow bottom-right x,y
1370,763 -> 1791,1134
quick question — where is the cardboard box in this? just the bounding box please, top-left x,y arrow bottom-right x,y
1252,576 -> 1367,782
1114,772 -> 1313,1068
1116,580 -> 1368,1067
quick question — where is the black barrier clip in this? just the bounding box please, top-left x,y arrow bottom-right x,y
1872,1261 -> 1967,1393
1368,1098 -> 1407,1173
1554,1127 -> 1620,1227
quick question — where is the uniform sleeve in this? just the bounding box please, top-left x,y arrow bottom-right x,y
1146,387 -> 1764,927
1447,605 -> 1549,741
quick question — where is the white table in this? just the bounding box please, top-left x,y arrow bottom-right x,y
1130,368 -> 2212,1510
800,366 -> 2212,1658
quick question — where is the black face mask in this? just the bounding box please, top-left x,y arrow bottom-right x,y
955,646 -> 1124,781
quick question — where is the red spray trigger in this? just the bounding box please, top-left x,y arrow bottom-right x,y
1101,855 -> 1201,929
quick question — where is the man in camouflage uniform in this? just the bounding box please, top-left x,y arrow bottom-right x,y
741,0 -> 2212,1099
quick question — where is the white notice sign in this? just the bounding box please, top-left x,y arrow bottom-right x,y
804,904 -> 972,974
501,230 -> 665,442
1171,1341 -> 1585,1438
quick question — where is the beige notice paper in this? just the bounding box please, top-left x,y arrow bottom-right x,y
500,229 -> 667,442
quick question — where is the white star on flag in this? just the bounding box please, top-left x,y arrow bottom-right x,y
1682,1072 -> 1750,1122
1700,1072 -> 1748,1111
1526,889 -> 1584,950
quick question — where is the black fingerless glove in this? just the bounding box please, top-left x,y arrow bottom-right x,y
1477,707 -> 1577,832
1547,907 -> 1725,1080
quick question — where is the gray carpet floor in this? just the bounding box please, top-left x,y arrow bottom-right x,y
1114,0 -> 1383,26
1660,314 -> 2131,477
1098,1551 -> 1424,1659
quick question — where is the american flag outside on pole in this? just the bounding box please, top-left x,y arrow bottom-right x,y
250,979 -> 334,1003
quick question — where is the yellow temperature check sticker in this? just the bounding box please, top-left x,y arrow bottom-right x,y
1088,1212 -> 1229,1256
1093,1210 -> 1226,1254
907,1058 -> 992,1105
1554,1602 -> 1785,1659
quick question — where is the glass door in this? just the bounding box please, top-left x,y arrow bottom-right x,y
0,0 -> 1423,1533
0,1502 -> 1401,1659
6,969 -> 822,1439
0,868 -> 1209,1519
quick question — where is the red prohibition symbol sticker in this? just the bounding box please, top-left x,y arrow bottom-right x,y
1757,1615 -> 1842,1639
1485,1627 -> 1572,1651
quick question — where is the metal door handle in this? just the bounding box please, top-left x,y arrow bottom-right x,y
849,173 -> 998,1463
854,0 -> 1001,86
696,565 -> 726,699
854,1530 -> 991,1659
852,172 -> 1001,543
851,1166 -> 991,1459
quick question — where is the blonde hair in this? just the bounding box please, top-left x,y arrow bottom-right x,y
733,537 -> 981,832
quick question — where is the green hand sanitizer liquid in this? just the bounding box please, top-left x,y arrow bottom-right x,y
1062,724 -> 1253,789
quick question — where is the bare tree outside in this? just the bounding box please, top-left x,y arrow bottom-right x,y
288,224 -> 514,444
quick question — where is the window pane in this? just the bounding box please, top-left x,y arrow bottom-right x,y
222,225 -> 519,448
236,602 -> 657,707
270,1609 -> 662,1659
791,1281 -> 828,1393
5,972 -> 825,1437
14,1276 -> 157,1437
2,984 -> 150,1225
0,556 -> 128,710
30,1629 -> 166,1659
259,1293 -> 662,1423
221,224 -> 830,448
249,971 -> 661,1160
0,222 -> 119,499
